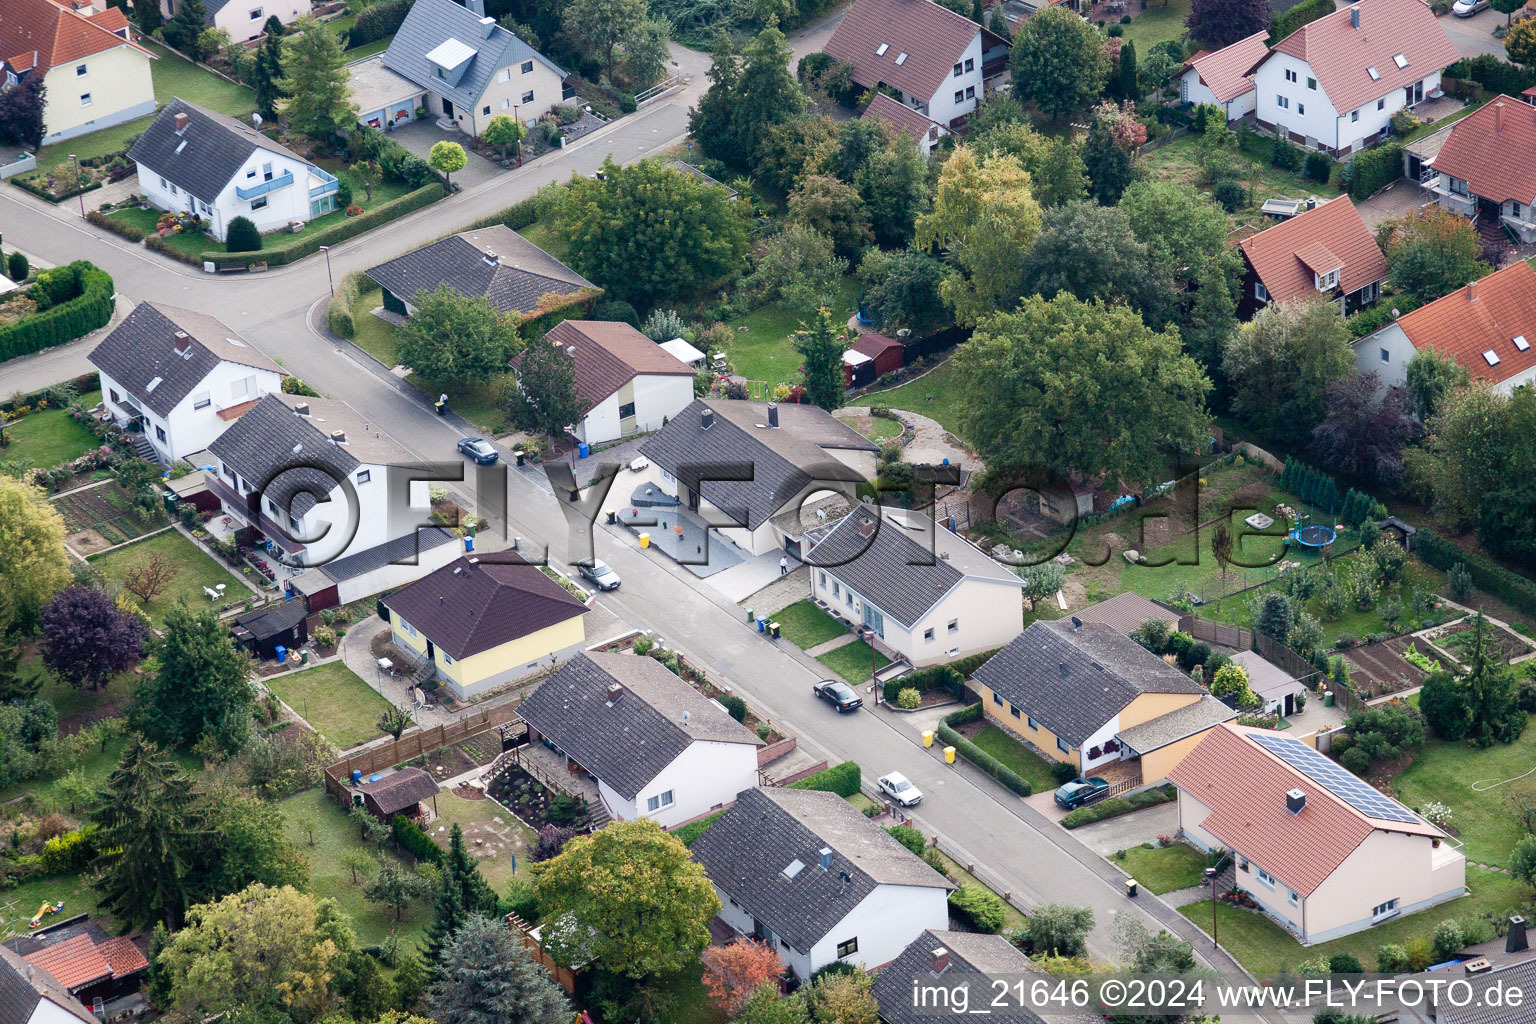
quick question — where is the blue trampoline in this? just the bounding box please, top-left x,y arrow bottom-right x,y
1289,524 -> 1337,548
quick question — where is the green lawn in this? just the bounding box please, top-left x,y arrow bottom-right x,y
144,42 -> 257,117
720,277 -> 860,387
0,407 -> 99,474
346,37 -> 394,61
88,529 -> 242,625
1115,843 -> 1208,895
1119,0 -> 1193,50
1178,867 -> 1530,973
107,207 -> 212,256
0,734 -> 132,808
968,724 -> 1060,795
8,869 -> 104,927
37,115 -> 156,166
847,791 -> 881,815
1142,132 -> 1342,232
773,599 -> 850,649
21,655 -> 135,722
852,359 -> 966,440
265,661 -> 394,750
1392,714 -> 1536,869
816,640 -> 890,684
430,792 -> 537,892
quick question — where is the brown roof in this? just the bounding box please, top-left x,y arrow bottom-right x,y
1073,592 -> 1179,636
1179,30 -> 1268,104
850,332 -> 903,359
1261,0 -> 1458,115
216,398 -> 261,422
22,933 -> 146,992
0,0 -> 152,75
1431,96 -> 1536,206
1385,260 -> 1536,386
824,0 -> 987,107
861,92 -> 943,144
518,320 -> 695,415
359,768 -> 440,815
1238,196 -> 1385,304
1168,724 -> 1441,896
381,550 -> 589,660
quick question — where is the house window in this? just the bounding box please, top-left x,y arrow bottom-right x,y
288,514 -> 299,532
618,401 -> 637,419
232,376 -> 254,398
1255,282 -> 1269,302
251,197 -> 268,210
832,582 -> 840,598
1010,706 -> 1020,718
1352,109 -> 1360,122
356,470 -> 371,484
819,571 -> 827,587
1056,737 -> 1070,754
1372,899 -> 1400,921
502,99 -> 510,109
953,63 -> 962,77
1378,98 -> 1386,111
964,58 -> 974,73
836,938 -> 858,959
1379,347 -> 1390,363
262,162 -> 273,181
1276,95 -> 1289,110
483,105 -> 491,115
947,619 -> 958,634
442,652 -> 454,665
109,389 -> 120,404
964,86 -> 975,99
1306,77 -> 1316,90
192,392 -> 211,410
155,426 -> 166,442
1513,201 -> 1523,218
80,93 -> 92,107
923,627 -> 935,642
247,168 -> 257,178
159,175 -> 169,189
992,693 -> 1003,706
1255,867 -> 1276,888
1284,69 -> 1296,83
266,498 -> 278,515
522,90 -> 534,103
646,790 -> 675,812
521,60 -> 534,74
1027,715 -> 1037,729
250,7 -> 262,18
1297,103 -> 1305,116
954,90 -> 965,104
497,69 -> 510,83
1288,889 -> 1299,906
400,619 -> 417,638
75,64 -> 87,76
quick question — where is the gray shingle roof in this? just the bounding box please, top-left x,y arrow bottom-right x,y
1073,593 -> 1180,637
1116,695 -> 1236,755
971,621 -> 1206,747
127,97 -> 310,205
515,652 -> 759,800
359,768 -> 440,815
364,226 -> 594,317
88,302 -> 279,418
316,527 -> 458,584
207,394 -> 362,518
381,0 -> 566,110
873,930 -> 1045,1024
691,788 -> 950,954
638,401 -> 878,531
1438,956 -> 1536,1024
232,599 -> 307,641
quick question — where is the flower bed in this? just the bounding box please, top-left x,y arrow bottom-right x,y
485,763 -> 592,831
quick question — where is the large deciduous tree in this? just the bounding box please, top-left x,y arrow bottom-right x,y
953,293 -> 1210,489
561,0 -> 647,81
854,138 -> 930,248
1404,348 -> 1469,421
1119,180 -> 1229,279
1082,101 -> 1144,205
1506,15 -> 1536,67
427,915 -> 569,1024
1309,372 -> 1420,484
787,174 -> 872,260
857,248 -> 950,337
40,585 -> 146,691
397,286 -> 517,390
1009,6 -> 1108,121
278,17 -> 358,141
1020,201 -> 1170,320
0,74 -> 47,150
1222,297 -> 1355,448
701,941 -> 782,1015
1188,0 -> 1269,49
1384,207 -> 1490,303
508,333 -> 583,450
745,224 -> 846,312
0,475 -> 71,634
133,603 -> 255,755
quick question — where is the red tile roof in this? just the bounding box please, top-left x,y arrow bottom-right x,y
824,0 -> 986,107
0,0 -> 152,76
1179,30 -> 1268,104
1387,260 -> 1536,386
1431,95 -> 1536,206
23,933 -> 147,992
1168,724 -> 1441,896
862,92 -> 944,145
513,320 -> 695,415
1238,195 -> 1386,304
1261,0 -> 1458,116
850,332 -> 903,359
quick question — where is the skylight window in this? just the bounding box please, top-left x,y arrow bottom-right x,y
782,859 -> 805,880
145,376 -> 163,393
1483,350 -> 1501,366
875,43 -> 888,56
895,52 -> 908,65
1367,66 -> 1380,81
1393,54 -> 1408,69
1515,335 -> 1530,352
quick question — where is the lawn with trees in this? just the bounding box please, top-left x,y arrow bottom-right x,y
264,662 -> 395,750
87,530 -> 243,625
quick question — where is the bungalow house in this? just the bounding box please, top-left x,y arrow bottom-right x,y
514,651 -> 762,828
4,916 -> 148,1012
691,787 -> 953,979
823,0 -> 1009,129
352,767 -> 439,821
128,98 -> 342,240
370,0 -> 570,136
872,931 -> 1046,1024
364,225 -> 596,322
1250,0 -> 1457,157
1356,260 -> 1536,395
158,0 -> 311,41
971,620 -> 1236,785
1169,724 -> 1465,944
1237,195 -> 1386,316
1073,592 -> 1180,638
805,507 -> 1024,668
1409,96 -> 1536,244
380,550 -> 590,700
861,93 -> 948,159
636,400 -> 879,559
508,321 -> 696,447
0,0 -> 154,145
89,301 -> 283,464
1175,30 -> 1269,123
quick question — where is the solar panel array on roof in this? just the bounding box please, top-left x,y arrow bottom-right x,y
1253,733 -> 1423,824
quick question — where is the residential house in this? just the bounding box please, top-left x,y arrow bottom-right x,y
0,944 -> 100,1024
1073,592 -> 1180,638
1356,260 -> 1536,395
0,0 -> 154,145
971,620 -> 1236,784
1410,96 -> 1536,243
128,98 -> 341,240
508,321 -> 696,447
88,301 -> 283,463
351,768 -> 439,821
285,525 -> 460,614
823,0 -> 1009,129
380,550 -> 590,700
515,651 -> 762,828
691,787 -> 953,979
861,92 -> 948,159
1169,723 -> 1465,943
1236,195 -> 1386,315
1430,953 -> 1536,1024
4,916 -> 148,1011
372,0 -> 569,136
363,225 -> 596,321
805,507 -> 1024,668
872,931 -> 1046,1024
158,0 -> 311,41
636,400 -> 880,559
1175,30 -> 1269,122
1249,0 -> 1457,157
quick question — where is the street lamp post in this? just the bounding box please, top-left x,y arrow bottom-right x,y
1205,866 -> 1220,950
69,154 -> 84,219
319,245 -> 334,296
863,627 -> 878,703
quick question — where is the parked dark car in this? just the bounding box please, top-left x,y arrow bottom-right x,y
578,559 -> 621,591
1053,777 -> 1110,810
457,437 -> 499,464
812,679 -> 863,712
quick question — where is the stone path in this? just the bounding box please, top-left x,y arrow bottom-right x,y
804,633 -> 858,657
888,406 -> 977,474
743,565 -> 810,617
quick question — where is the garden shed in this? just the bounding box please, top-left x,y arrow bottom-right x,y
355,767 -> 440,821
843,332 -> 904,389
230,600 -> 309,660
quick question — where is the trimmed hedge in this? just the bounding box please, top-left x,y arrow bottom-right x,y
1446,55 -> 1536,99
789,760 -> 861,798
86,209 -> 144,241
936,704 -> 1031,797
885,824 -> 926,856
1417,527 -> 1536,619
392,814 -> 444,863
948,884 -> 1008,933
1348,141 -> 1404,200
350,0 -> 412,48
200,185 -> 442,269
0,261 -> 114,362
11,177 -> 103,204
1060,784 -> 1176,829
327,271 -> 366,339
1268,0 -> 1334,46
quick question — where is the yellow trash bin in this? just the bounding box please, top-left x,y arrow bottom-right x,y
922,730 -> 935,748
943,745 -> 956,765
639,532 -> 650,549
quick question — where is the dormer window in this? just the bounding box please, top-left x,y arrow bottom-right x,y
1315,268 -> 1340,291
1393,54 -> 1408,69
875,43 -> 889,56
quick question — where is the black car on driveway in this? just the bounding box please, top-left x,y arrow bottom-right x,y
457,437 -> 499,465
812,679 -> 863,712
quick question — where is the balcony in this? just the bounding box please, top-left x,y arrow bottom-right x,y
308,166 -> 339,200
235,169 -> 294,201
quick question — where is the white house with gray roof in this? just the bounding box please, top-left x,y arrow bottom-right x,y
88,302 -> 282,464
872,930 -> 1047,1024
691,787 -> 953,979
805,506 -> 1024,668
361,0 -> 569,137
129,98 -> 340,241
515,652 -> 762,828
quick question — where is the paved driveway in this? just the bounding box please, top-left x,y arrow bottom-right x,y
387,119 -> 502,189
1437,8 -> 1509,60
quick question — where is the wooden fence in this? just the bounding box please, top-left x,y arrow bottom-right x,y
323,702 -> 526,802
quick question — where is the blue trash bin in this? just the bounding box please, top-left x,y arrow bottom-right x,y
756,616 -> 767,632
465,536 -> 475,552
275,645 -> 287,663
578,442 -> 590,459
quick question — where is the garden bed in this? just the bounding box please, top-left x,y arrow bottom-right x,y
1424,616 -> 1536,666
1340,636 -> 1429,696
485,763 -> 593,831
53,481 -> 167,552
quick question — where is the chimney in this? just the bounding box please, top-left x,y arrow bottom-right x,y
606,682 -> 624,704
1306,196 -> 1317,211
482,249 -> 499,266
464,0 -> 486,16
1286,788 -> 1307,815
1507,915 -> 1529,954
330,430 -> 347,444
819,847 -> 833,871
479,15 -> 497,38
1495,102 -> 1505,132
1469,279 -> 1479,302
767,402 -> 779,428
858,515 -> 875,538
293,403 -> 311,416
700,407 -> 714,430
1350,4 -> 1360,28
173,331 -> 192,356
173,111 -> 190,134
930,947 -> 951,975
